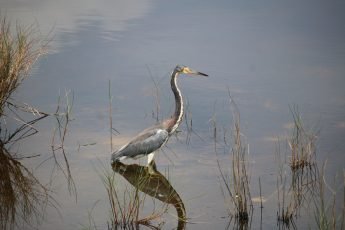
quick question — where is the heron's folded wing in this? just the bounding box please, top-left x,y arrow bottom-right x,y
113,128 -> 169,159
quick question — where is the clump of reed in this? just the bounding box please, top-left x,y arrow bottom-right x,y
0,16 -> 52,229
0,16 -> 50,147
275,106 -> 320,227
217,94 -> 253,223
0,17 -> 46,116
288,105 -> 317,171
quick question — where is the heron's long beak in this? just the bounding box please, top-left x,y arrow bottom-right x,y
196,71 -> 208,77
184,67 -> 208,77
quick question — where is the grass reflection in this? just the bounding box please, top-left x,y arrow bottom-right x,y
0,142 -> 51,229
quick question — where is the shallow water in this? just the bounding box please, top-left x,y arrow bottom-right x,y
2,0 -> 345,229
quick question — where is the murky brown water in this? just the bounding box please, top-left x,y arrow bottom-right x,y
2,0 -> 345,229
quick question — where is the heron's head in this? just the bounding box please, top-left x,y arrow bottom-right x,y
175,65 -> 208,77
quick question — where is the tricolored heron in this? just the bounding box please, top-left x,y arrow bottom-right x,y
111,65 -> 208,165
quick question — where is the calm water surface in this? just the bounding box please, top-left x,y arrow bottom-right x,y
3,0 -> 345,229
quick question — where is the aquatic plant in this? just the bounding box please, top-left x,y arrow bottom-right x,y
275,140 -> 297,228
0,16 -> 51,229
0,17 -> 47,116
217,93 -> 253,223
312,163 -> 345,230
288,105 -> 317,171
275,106 -> 320,228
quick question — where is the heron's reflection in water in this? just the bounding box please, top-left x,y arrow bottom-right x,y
111,161 -> 186,230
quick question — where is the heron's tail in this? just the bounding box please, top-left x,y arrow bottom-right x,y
111,151 -> 125,164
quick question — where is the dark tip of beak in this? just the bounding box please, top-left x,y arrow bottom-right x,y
197,72 -> 208,77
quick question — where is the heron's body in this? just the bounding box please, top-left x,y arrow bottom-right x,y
111,65 -> 207,164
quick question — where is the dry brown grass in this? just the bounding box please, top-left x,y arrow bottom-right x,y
217,93 -> 253,223
275,106 -> 320,228
288,105 -> 317,171
0,16 -> 53,229
0,17 -> 46,116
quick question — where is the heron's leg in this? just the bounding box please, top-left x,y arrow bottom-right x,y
148,160 -> 157,174
147,152 -> 155,165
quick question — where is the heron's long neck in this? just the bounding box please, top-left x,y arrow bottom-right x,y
168,70 -> 183,134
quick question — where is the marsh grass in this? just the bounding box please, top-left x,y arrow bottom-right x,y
0,16 -> 77,229
0,16 -> 54,229
80,201 -> 99,230
146,65 -> 161,123
288,105 -> 317,171
183,99 -> 204,146
275,106 -> 321,228
275,138 -> 320,228
275,141 -> 297,228
312,162 -> 345,230
217,93 -> 253,223
0,103 -> 52,229
0,16 -> 48,144
0,17 -> 47,116
50,90 -> 76,197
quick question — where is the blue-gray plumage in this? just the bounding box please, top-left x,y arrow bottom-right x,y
111,65 -> 208,165
111,125 -> 168,162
